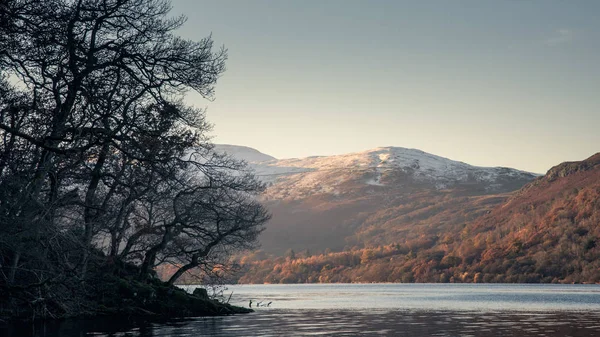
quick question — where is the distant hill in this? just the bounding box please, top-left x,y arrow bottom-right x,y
234,152 -> 600,284
218,145 -> 537,255
213,144 -> 277,163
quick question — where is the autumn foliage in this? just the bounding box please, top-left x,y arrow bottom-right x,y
235,154 -> 600,284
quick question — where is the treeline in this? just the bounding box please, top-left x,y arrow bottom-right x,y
0,0 -> 267,320
236,165 -> 600,284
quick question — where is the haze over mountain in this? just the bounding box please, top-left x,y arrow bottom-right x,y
215,145 -> 537,255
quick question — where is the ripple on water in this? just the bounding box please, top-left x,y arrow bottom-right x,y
4,284 -> 600,336
130,309 -> 600,337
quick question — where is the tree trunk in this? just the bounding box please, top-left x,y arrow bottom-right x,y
139,226 -> 173,279
80,142 -> 110,277
167,255 -> 198,285
8,250 -> 20,284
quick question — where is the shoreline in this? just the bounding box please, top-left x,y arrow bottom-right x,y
1,279 -> 252,324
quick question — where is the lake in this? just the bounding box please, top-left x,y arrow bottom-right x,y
3,283 -> 600,336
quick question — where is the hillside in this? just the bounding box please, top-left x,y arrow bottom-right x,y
216,145 -> 537,255
235,152 -> 600,284
453,152 -> 600,282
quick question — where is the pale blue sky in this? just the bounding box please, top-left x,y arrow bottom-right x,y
171,0 -> 600,173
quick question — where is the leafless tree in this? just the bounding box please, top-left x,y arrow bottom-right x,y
0,0 -> 268,319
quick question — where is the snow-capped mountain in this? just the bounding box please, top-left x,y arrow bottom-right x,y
215,144 -> 538,255
217,144 -> 537,199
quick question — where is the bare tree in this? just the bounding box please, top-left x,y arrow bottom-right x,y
0,0 -> 267,319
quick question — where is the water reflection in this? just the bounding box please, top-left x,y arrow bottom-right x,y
4,309 -> 600,337
4,284 -> 600,337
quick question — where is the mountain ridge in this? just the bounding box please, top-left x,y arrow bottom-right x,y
216,144 -> 538,188
216,143 -> 537,171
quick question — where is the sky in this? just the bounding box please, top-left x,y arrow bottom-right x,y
170,0 -> 600,173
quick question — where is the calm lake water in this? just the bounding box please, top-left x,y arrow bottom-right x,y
4,283 -> 600,336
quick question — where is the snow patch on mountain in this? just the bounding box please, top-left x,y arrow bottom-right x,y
254,146 -> 534,181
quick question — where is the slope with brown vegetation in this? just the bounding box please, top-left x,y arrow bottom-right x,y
455,152 -> 600,283
235,153 -> 600,284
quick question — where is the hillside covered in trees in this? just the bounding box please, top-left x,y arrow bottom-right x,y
234,153 -> 600,284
